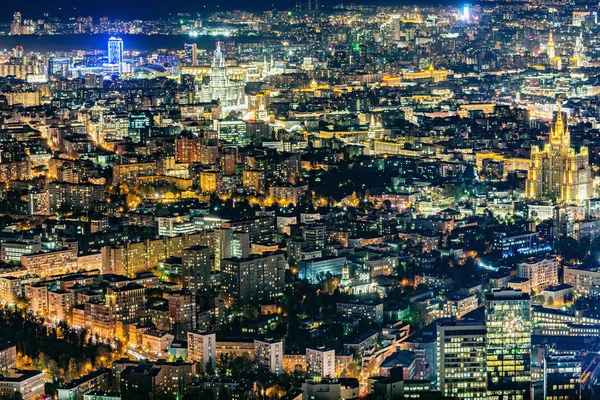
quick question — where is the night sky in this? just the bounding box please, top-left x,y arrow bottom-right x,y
2,0 -> 458,22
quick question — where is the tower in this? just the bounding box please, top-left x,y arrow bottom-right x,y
547,30 -> 556,59
10,12 -> 22,36
107,36 -> 124,73
183,43 -> 197,67
198,42 -> 246,114
573,30 -> 585,67
526,99 -> 592,203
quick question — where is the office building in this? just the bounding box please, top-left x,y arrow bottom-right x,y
107,37 -> 124,73
485,288 -> 531,399
437,320 -> 487,399
299,257 -> 347,284
543,354 -> 581,400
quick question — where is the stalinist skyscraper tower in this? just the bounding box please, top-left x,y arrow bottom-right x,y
198,42 -> 246,114
526,99 -> 592,203
547,30 -> 556,59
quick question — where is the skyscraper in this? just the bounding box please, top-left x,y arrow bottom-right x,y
485,288 -> 531,400
10,13 -> 21,36
183,43 -> 198,66
198,42 -> 246,114
547,30 -> 555,59
108,37 -> 124,73
437,320 -> 487,399
526,99 -> 592,203
182,246 -> 211,294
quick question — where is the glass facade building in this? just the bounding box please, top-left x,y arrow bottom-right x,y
485,288 -> 531,400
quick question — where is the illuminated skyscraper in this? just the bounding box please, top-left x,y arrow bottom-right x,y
526,99 -> 592,203
198,42 -> 246,114
183,43 -> 198,66
437,320 -> 487,399
572,31 -> 586,67
107,37 -> 124,73
547,30 -> 556,59
485,288 -> 531,400
10,12 -> 21,36
463,4 -> 471,21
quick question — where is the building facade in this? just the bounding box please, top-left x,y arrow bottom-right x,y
485,289 -> 531,399
526,100 -> 592,203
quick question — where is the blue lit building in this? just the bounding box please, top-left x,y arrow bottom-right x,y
107,37 -> 124,73
48,57 -> 71,78
493,231 -> 549,258
298,256 -> 347,283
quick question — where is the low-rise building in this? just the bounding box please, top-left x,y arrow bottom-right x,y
57,369 -> 110,400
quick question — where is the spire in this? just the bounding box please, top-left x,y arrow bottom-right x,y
215,41 -> 223,58
547,30 -> 556,59
213,41 -> 225,68
551,98 -> 570,150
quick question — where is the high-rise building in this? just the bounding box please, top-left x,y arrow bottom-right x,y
187,331 -> 216,371
175,136 -> 202,163
48,182 -> 105,213
182,246 -> 211,294
242,170 -> 266,194
105,284 -> 146,321
543,354 -> 581,400
198,42 -> 246,114
437,320 -> 487,399
10,13 -> 22,35
220,252 -> 286,305
13,46 -> 23,59
85,74 -> 104,89
526,100 -> 592,203
183,43 -> 198,66
167,291 -> 196,339
303,223 -> 327,250
48,57 -> 71,78
254,338 -> 284,374
108,37 -> 124,73
547,30 -> 556,59
517,256 -> 559,294
306,346 -> 335,378
485,288 -> 531,399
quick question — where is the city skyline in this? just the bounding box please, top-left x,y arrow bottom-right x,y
0,0 -> 599,399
